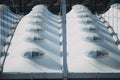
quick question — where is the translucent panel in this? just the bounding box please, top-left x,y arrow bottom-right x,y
24,48 -> 45,58
88,49 -> 109,58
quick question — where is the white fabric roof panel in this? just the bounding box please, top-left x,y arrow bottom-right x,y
67,5 -> 120,73
0,5 -> 21,53
3,5 -> 63,73
1,4 -> 120,79
103,3 -> 120,39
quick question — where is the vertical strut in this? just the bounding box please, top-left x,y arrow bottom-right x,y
61,0 -> 68,79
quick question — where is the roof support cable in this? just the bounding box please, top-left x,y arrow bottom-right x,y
102,18 -> 120,46
0,16 -> 21,73
98,11 -> 120,46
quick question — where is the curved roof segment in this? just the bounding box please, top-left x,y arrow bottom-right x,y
67,5 -> 120,74
3,5 -> 63,74
1,4 -> 120,79
0,5 -> 22,54
103,3 -> 120,39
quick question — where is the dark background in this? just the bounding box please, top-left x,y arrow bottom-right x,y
0,0 -> 120,14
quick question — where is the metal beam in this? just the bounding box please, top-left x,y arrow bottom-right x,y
61,0 -> 68,79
